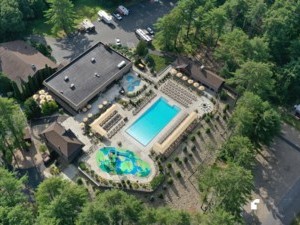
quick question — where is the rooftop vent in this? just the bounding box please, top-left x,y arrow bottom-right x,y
60,90 -> 64,94
91,57 -> 96,63
200,65 -> 205,70
94,72 -> 100,77
70,83 -> 75,90
31,64 -> 36,70
64,76 -> 69,82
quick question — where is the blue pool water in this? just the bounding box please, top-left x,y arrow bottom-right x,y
126,98 -> 180,146
125,73 -> 141,92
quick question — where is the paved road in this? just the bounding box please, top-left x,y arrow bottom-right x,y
40,0 -> 177,64
244,124 -> 300,225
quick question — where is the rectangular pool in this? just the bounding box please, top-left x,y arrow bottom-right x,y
126,97 -> 180,146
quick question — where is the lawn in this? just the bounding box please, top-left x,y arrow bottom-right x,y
148,54 -> 173,72
281,113 -> 300,131
27,0 -> 143,37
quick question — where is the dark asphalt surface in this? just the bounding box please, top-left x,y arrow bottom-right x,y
45,0 -> 177,63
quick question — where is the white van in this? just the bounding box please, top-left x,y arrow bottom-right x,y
117,5 -> 129,16
117,61 -> 126,69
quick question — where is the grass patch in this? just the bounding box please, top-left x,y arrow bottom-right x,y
281,113 -> 300,131
148,54 -> 173,72
27,0 -> 143,37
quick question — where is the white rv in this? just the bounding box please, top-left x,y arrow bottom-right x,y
117,5 -> 129,16
135,29 -> 152,43
98,10 -> 113,24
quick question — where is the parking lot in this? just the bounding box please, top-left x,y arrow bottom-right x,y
43,0 -> 177,64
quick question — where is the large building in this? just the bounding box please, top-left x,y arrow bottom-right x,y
0,40 -> 57,87
173,57 -> 225,92
44,42 -> 132,115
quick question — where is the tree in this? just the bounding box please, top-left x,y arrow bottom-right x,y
214,29 -> 250,74
135,40 -> 148,57
41,100 -> 59,116
0,0 -> 25,41
195,207 -> 237,225
0,168 -> 35,225
29,0 -> 46,18
244,0 -> 267,36
275,59 -> 300,105
0,97 -> 27,165
199,163 -> 253,219
228,60 -> 274,98
44,0 -> 77,35
36,177 -> 88,225
0,73 -> 13,96
24,97 -> 41,119
230,92 -> 281,145
218,135 -> 255,169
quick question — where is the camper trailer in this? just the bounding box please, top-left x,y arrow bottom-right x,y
98,10 -> 113,24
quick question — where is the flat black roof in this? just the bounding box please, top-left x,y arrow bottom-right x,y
44,42 -> 131,109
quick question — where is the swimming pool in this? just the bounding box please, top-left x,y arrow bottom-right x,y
124,73 -> 141,92
96,147 -> 151,177
126,98 -> 180,145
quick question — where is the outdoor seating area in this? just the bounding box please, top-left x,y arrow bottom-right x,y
90,104 -> 126,138
132,92 -> 157,115
153,112 -> 198,156
160,80 -> 197,108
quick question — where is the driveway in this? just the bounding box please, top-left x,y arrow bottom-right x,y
244,123 -> 300,225
41,0 -> 177,64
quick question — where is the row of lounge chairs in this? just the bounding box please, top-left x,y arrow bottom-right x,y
132,93 -> 157,115
103,113 -> 122,131
168,80 -> 197,101
107,120 -> 126,138
161,85 -> 191,107
158,113 -> 188,144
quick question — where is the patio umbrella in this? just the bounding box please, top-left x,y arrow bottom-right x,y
176,72 -> 183,78
88,113 -> 93,118
33,94 -> 39,100
83,117 -> 88,123
193,82 -> 200,87
39,94 -> 46,100
87,104 -> 92,109
98,104 -> 104,109
46,95 -> 53,101
103,101 -> 108,105
187,79 -> 194,84
82,108 -> 87,112
79,123 -> 85,128
40,99 -> 46,105
182,76 -> 188,81
170,68 -> 177,75
39,90 -> 45,95
198,86 -> 205,91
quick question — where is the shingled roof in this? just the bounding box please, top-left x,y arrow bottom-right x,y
0,40 -> 57,85
173,57 -> 225,92
40,122 -> 83,162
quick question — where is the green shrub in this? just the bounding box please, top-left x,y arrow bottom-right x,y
39,144 -> 47,153
183,146 -> 188,152
176,171 -> 182,178
167,163 -> 172,169
191,136 -> 196,141
167,178 -> 173,185
206,128 -> 211,134
76,178 -> 83,185
174,157 -> 179,162
150,173 -> 165,189
41,100 -> 58,116
158,193 -> 164,199
24,97 -> 41,119
183,157 -> 188,163
79,162 -> 87,170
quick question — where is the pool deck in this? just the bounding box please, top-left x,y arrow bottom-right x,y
78,78 -> 214,184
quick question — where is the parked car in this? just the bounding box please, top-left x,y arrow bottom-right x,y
146,27 -> 154,35
117,5 -> 129,16
112,12 -> 122,20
